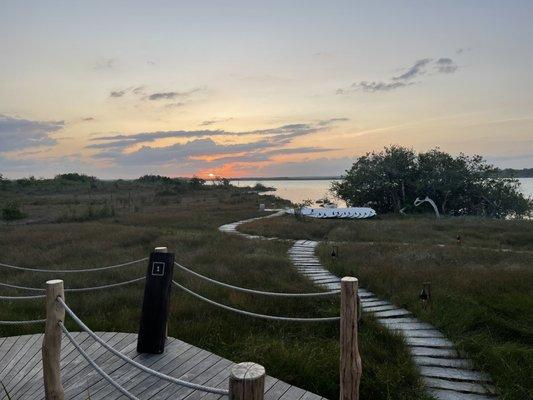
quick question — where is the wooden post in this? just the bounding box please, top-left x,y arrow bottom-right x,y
340,277 -> 361,400
42,279 -> 65,400
229,362 -> 265,400
137,246 -> 174,354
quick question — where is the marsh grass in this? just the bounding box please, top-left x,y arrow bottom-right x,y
240,214 -> 533,251
242,215 -> 533,400
0,187 -> 428,399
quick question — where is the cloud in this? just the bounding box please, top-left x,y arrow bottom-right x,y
110,90 -> 126,98
132,86 -> 145,95
148,92 -> 180,101
200,117 -> 233,126
109,86 -> 202,106
338,81 -> 411,94
338,57 -> 459,94
392,58 -> 432,81
164,102 -> 186,109
93,58 -> 116,70
0,115 -> 63,152
317,118 -> 349,126
92,136 -> 337,169
86,120 -> 342,172
148,88 -> 202,101
456,47 -> 472,54
88,122 -> 326,151
435,58 -> 458,74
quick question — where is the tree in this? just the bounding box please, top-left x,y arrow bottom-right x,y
332,146 -> 532,218
332,146 -> 418,213
189,176 -> 206,189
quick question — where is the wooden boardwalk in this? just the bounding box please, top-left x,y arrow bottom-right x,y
0,332 -> 324,400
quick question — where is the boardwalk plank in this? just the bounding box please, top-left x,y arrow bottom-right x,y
131,345 -> 204,397
423,377 -> 495,395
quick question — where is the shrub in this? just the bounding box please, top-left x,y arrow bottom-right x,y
1,201 -> 26,221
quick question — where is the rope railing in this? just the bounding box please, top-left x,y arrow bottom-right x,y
0,318 -> 46,325
59,322 -> 139,400
0,257 -> 148,273
0,293 -> 45,300
174,262 -> 340,297
0,277 -> 145,295
31,246 -> 361,400
57,296 -> 229,395
172,280 -> 340,322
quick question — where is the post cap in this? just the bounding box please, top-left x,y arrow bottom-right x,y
46,279 -> 64,285
230,362 -> 265,380
341,277 -> 358,282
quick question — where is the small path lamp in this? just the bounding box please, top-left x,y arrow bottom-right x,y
331,245 -> 339,261
419,282 -> 432,310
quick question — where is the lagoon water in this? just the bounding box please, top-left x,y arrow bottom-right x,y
234,178 -> 533,206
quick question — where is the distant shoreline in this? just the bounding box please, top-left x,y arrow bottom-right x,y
231,169 -> 533,181
230,176 -> 341,181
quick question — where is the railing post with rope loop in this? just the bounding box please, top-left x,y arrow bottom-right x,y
42,279 -> 65,400
229,362 -> 266,400
340,277 -> 361,400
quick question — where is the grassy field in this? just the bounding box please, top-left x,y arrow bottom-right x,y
239,213 -> 533,251
241,214 -> 533,400
0,182 -> 429,400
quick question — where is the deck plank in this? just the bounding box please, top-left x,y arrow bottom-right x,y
0,332 -> 322,399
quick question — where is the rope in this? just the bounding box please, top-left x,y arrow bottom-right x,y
172,281 -> 340,322
174,262 -> 340,297
0,282 -> 44,292
0,257 -> 148,273
0,294 -> 45,300
59,323 -> 138,400
58,297 -> 229,395
0,318 -> 46,325
65,277 -> 145,292
0,277 -> 146,293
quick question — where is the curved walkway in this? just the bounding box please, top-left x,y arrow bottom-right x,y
219,212 -> 498,400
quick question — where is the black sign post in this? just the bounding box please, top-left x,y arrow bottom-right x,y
137,247 -> 174,354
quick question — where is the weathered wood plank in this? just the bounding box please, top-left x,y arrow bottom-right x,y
11,332 -> 100,399
428,388 -> 496,400
419,366 -> 491,382
265,380 -> 292,400
117,338 -> 193,396
1,333 -> 44,390
135,346 -> 212,399
413,356 -> 472,369
423,377 -> 495,395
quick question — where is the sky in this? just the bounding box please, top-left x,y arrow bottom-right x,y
1,0 -> 532,179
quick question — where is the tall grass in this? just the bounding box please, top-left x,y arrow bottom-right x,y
0,187 -> 428,399
240,214 -> 533,250
242,215 -> 533,400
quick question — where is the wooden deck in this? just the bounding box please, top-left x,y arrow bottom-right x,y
0,332 -> 325,400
